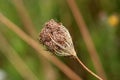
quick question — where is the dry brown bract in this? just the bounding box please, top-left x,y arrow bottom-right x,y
39,19 -> 76,56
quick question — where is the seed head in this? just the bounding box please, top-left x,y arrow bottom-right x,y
39,19 -> 76,56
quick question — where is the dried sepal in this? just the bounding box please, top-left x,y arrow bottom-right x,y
39,19 -> 76,56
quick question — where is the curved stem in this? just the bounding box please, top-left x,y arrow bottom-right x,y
74,56 -> 103,80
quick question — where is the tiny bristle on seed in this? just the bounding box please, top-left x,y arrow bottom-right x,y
39,19 -> 76,56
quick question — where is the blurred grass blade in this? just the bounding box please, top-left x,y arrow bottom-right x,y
0,33 -> 39,80
66,0 -> 107,80
11,0 -> 37,38
0,13 -> 82,80
11,0 -> 57,80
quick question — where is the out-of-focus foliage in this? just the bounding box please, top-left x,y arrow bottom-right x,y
0,0 -> 120,80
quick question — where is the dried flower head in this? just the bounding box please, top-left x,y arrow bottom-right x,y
39,19 -> 76,56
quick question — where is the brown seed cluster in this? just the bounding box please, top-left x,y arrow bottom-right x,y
39,19 -> 76,56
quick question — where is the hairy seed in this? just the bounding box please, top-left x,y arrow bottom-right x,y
39,19 -> 76,56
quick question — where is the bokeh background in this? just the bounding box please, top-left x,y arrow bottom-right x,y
0,0 -> 120,80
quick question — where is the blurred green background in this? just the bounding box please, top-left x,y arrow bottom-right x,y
0,0 -> 120,80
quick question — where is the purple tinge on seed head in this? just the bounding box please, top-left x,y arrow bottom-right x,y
39,19 -> 76,56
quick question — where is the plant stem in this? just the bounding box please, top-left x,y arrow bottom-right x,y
74,56 -> 103,80
66,0 -> 107,80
